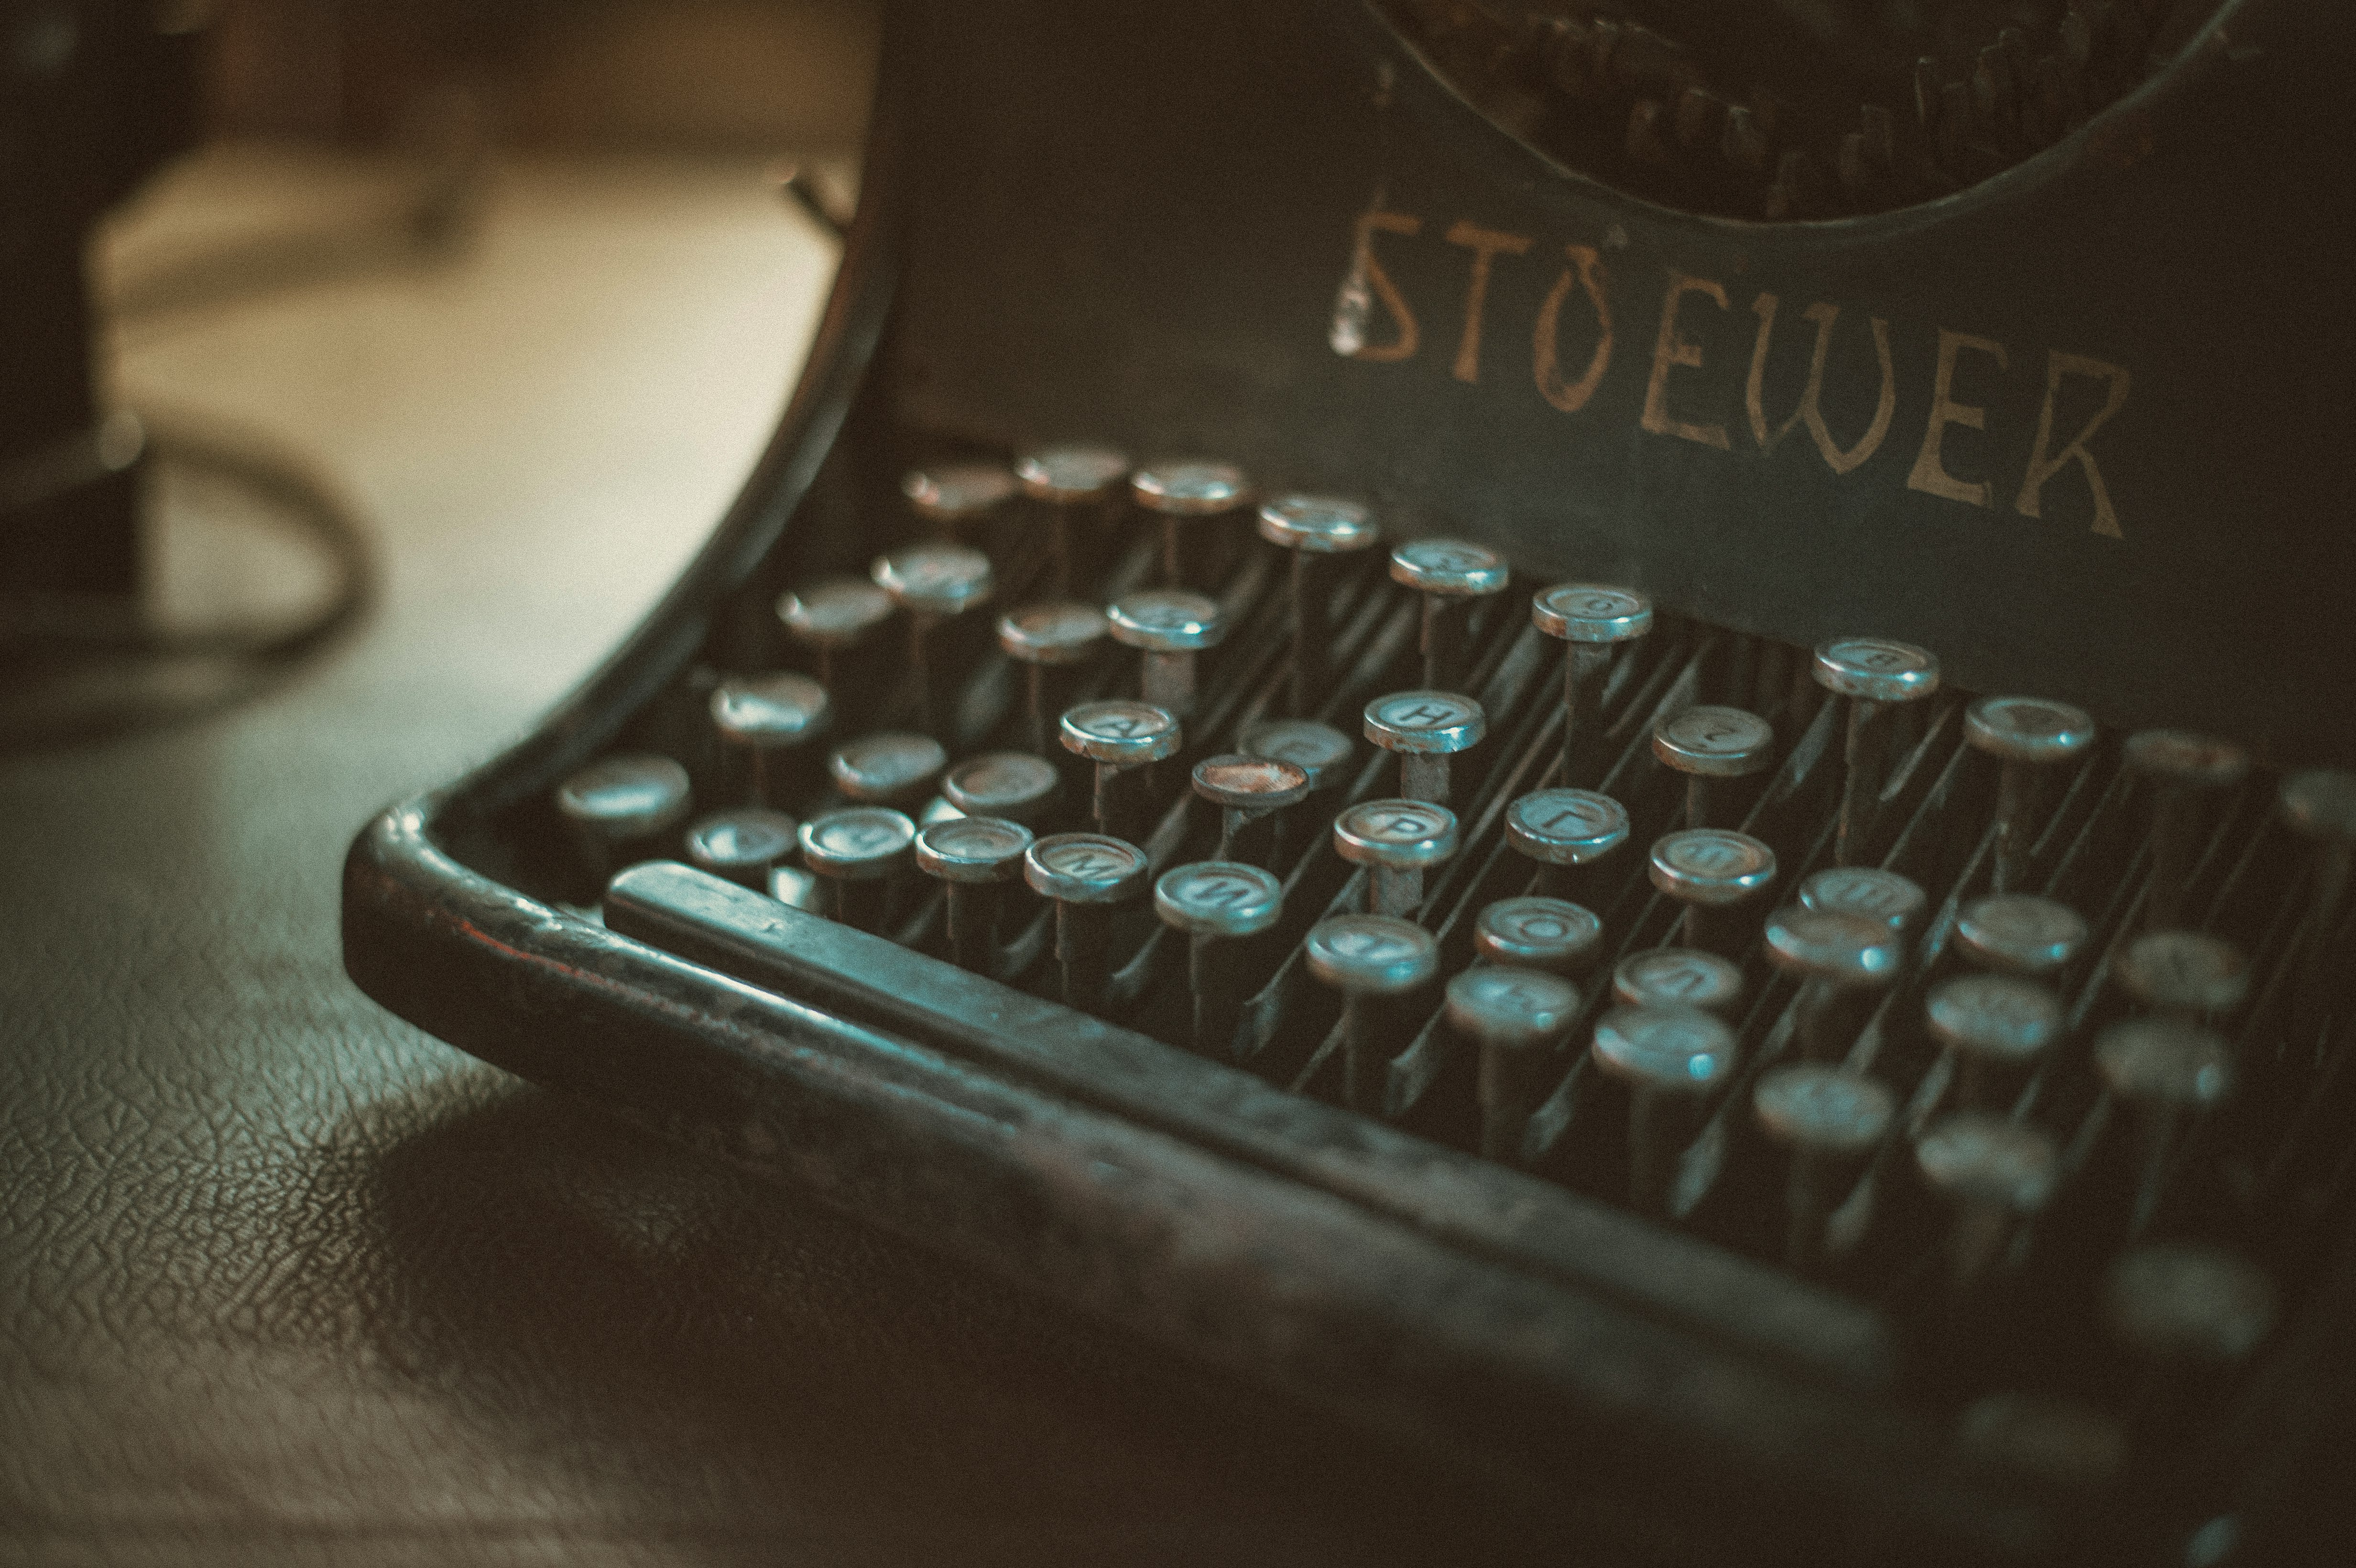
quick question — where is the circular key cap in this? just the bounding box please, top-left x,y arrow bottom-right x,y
901,462 -> 1016,525
1755,1064 -> 1895,1154
828,731 -> 948,805
2104,1244 -> 2278,1364
1915,1111 -> 2059,1215
942,751 -> 1060,824
1764,906 -> 1904,988
799,806 -> 917,879
685,807 -> 798,889
1304,914 -> 1439,995
1475,896 -> 1603,974
2117,931 -> 2249,1017
1591,1005 -> 1735,1090
872,541 -> 993,618
997,601 -> 1108,664
1531,584 -> 1653,644
556,754 -> 692,842
1108,588 -> 1225,652
1255,494 -> 1379,553
1389,537 -> 1507,598
1363,690 -> 1485,754
1058,698 -> 1182,765
1614,947 -> 1744,1014
711,672 -> 832,751
2124,730 -> 2252,791
1811,636 -> 1941,702
915,815 -> 1034,883
777,578 -> 893,650
1239,717 -> 1354,791
1649,828 -> 1777,904
1155,860 -> 1284,938
1332,798 -> 1459,869
1955,894 -> 2088,976
1449,966 -> 1580,1047
1504,788 -> 1629,866
2281,768 -> 2356,842
1966,695 -> 2097,763
1927,974 -> 2064,1067
1133,460 -> 1250,516
1800,865 -> 1928,936
2094,1016 -> 2234,1108
1014,443 -> 1128,503
1653,706 -> 1775,776
1191,754 -> 1310,813
1024,832 -> 1150,904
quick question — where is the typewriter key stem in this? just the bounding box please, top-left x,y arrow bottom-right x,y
1025,833 -> 1150,1013
1259,495 -> 1381,719
1813,637 -> 1941,866
917,817 -> 1034,974
874,543 -> 994,745
1448,967 -> 1579,1162
1916,1112 -> 2059,1295
2097,1016 -> 2234,1237
1192,755 -> 1309,870
999,601 -> 1108,758
1366,685 -> 1490,804
710,673 -> 832,811
1653,706 -> 1775,833
555,754 -> 694,893
1754,1065 -> 1894,1273
1966,696 -> 2096,894
1156,862 -> 1283,1056
1333,799 -> 1458,919
1389,538 -> 1508,691
1927,974 -> 2063,1112
1592,1006 -> 1734,1217
2280,770 -> 2356,1045
1134,461 -> 1250,591
2125,730 -> 2249,932
1765,908 -> 1902,1064
1533,585 -> 1652,784
1109,589 -> 1226,721
1060,699 -> 1183,845
1649,828 -> 1777,958
1305,915 -> 1439,1118
1015,444 -> 1129,598
799,807 -> 918,934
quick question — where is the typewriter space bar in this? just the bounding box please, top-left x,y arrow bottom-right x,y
604,860 -> 1895,1389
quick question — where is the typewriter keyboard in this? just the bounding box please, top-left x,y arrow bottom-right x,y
535,446 -> 2355,1488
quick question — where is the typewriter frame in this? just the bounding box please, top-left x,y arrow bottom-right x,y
343,5 -> 2356,1563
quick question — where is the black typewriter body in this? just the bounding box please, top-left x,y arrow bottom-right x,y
344,3 -> 2356,1564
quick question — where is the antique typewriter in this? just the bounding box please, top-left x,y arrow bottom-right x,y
343,2 -> 2356,1562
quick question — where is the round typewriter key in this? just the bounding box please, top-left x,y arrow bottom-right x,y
776,577 -> 892,687
1914,1111 -> 2059,1290
1765,906 -> 1904,1063
2124,730 -> 2250,932
942,751 -> 1060,826
2096,1015 -> 2234,1236
1059,698 -> 1182,843
1015,442 -> 1128,593
1966,696 -> 2096,893
799,806 -> 917,931
1108,588 -> 1227,719
1813,636 -> 1940,866
1504,788 -> 1629,899
1956,893 -> 2088,978
2280,768 -> 2356,1045
1474,896 -> 1603,977
1532,583 -> 1653,784
1927,974 -> 2063,1110
1363,689 -> 1485,805
1614,947 -> 1744,1015
2117,931 -> 2248,1022
1648,828 -> 1777,954
1156,860 -> 1283,1056
1955,1394 -> 2129,1491
1332,797 -> 1458,917
1591,1005 -> 1734,1216
1754,1064 -> 1895,1271
1190,753 -> 1309,867
1239,716 -> 1354,793
901,462 -> 1016,532
917,815 -> 1034,974
1449,965 -> 1580,1161
1134,459 -> 1250,588
556,753 -> 693,888
998,600 -> 1109,754
684,807 -> 799,892
874,541 -> 994,743
1799,865 -> 1928,937
1025,832 -> 1149,1013
828,730 -> 948,808
1652,705 -> 1775,830
1389,537 -> 1507,689
710,672 -> 831,809
1304,914 -> 1439,1116
1258,494 -> 1380,717
2105,1244 -> 2278,1367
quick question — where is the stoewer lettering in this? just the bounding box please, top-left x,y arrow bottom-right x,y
1333,211 -> 2131,538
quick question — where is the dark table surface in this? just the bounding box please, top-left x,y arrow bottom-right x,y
0,149 -> 1566,1568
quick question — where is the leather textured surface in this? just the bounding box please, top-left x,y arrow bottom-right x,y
0,151 -> 1564,1566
